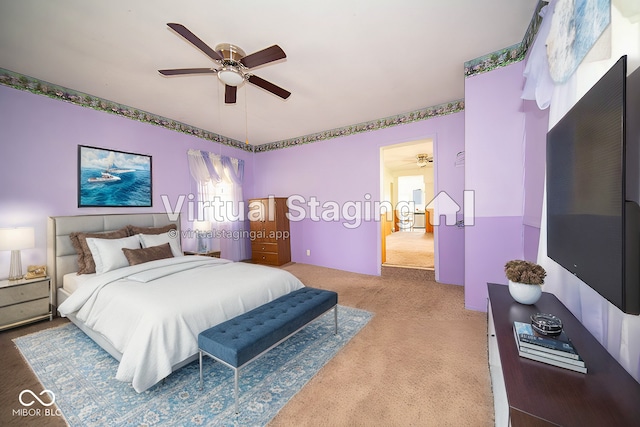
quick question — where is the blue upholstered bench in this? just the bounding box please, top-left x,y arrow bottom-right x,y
198,287 -> 338,413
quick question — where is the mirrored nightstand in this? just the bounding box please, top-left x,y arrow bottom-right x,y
0,276 -> 51,331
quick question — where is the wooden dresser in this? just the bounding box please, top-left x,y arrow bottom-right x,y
248,197 -> 291,266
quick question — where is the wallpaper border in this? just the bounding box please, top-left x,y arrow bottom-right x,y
464,0 -> 543,77
254,100 -> 465,153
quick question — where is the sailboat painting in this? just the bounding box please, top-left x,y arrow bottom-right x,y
78,145 -> 152,207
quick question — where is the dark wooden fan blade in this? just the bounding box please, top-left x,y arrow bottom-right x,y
167,23 -> 223,61
225,85 -> 237,104
247,75 -> 291,100
240,45 -> 286,68
158,68 -> 216,76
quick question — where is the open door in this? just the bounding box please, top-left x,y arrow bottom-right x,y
380,211 -> 393,263
380,141 -> 434,269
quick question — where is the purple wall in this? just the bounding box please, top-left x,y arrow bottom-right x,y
523,225 -> 540,261
522,99 -> 549,260
435,117 -> 466,286
463,62 -> 548,311
0,85 -> 255,270
464,62 -> 529,310
252,113 -> 466,279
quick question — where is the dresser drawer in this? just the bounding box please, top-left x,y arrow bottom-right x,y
0,280 -> 49,307
0,298 -> 50,325
252,251 -> 281,265
251,242 -> 278,253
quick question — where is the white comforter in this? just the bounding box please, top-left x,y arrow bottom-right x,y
58,256 -> 304,392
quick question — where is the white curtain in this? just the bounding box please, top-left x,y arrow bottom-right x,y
521,0 -> 556,109
209,153 -> 248,261
187,149 -> 247,261
187,150 -> 220,215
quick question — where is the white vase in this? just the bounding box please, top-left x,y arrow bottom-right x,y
508,280 -> 542,305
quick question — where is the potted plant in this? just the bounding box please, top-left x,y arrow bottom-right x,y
504,260 -> 547,304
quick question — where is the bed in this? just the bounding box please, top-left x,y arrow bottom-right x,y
47,213 -> 304,392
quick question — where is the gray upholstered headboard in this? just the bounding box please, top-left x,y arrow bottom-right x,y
47,213 -> 180,307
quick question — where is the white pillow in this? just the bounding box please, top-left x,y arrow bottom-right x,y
86,235 -> 142,274
138,232 -> 183,257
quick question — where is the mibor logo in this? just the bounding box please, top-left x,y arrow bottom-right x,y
19,389 -> 56,407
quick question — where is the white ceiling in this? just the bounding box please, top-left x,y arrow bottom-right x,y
382,140 -> 433,173
0,0 -> 539,146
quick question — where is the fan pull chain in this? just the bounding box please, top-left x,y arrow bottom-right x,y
245,88 -> 249,145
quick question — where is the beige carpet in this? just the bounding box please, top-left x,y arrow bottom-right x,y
0,263 -> 493,427
385,230 -> 434,268
269,263 -> 493,427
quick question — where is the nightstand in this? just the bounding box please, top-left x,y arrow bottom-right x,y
0,276 -> 51,331
184,250 -> 221,258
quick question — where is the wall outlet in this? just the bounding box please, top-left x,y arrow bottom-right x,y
306,249 -> 311,256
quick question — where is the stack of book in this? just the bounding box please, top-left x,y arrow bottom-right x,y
513,321 -> 587,373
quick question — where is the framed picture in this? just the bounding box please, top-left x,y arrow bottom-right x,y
78,145 -> 152,207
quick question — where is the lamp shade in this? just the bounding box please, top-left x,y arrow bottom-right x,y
193,221 -> 211,232
0,227 -> 35,251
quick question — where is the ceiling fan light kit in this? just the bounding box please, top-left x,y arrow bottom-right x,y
217,66 -> 245,86
416,154 -> 433,167
160,23 -> 290,104
215,43 -> 247,86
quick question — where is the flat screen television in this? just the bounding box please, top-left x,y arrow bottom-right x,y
547,55 -> 640,315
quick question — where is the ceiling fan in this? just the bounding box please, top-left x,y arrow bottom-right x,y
158,23 -> 291,104
416,154 -> 433,167
390,153 -> 433,170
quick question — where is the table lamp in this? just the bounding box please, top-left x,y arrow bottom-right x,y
0,227 -> 35,280
194,220 -> 211,253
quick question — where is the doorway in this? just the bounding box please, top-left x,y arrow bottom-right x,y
380,140 -> 435,270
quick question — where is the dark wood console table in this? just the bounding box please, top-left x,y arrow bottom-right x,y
487,283 -> 640,426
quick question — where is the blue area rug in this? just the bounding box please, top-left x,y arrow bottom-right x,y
14,305 -> 372,426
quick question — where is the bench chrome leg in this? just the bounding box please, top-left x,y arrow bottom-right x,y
199,351 -> 203,390
234,368 -> 239,414
334,305 -> 338,334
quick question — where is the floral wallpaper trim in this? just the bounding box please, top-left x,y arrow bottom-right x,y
463,42 -> 525,77
253,100 -> 465,153
464,0 -> 544,78
0,69 -> 249,151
